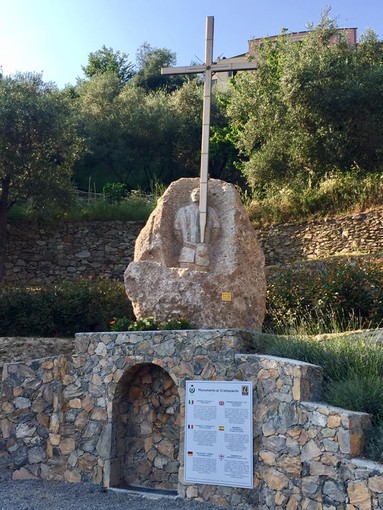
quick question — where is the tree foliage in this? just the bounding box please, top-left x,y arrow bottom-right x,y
133,42 -> 187,91
0,72 -> 82,280
74,73 -> 201,190
81,45 -> 134,84
74,72 -> 241,191
228,14 -> 383,191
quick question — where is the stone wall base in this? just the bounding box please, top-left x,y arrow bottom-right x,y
0,329 -> 382,508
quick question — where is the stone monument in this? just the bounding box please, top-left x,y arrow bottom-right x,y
174,187 -> 220,269
124,177 -> 266,330
125,17 -> 265,330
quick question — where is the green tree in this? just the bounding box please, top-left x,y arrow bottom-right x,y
133,42 -> 187,91
169,79 -> 203,174
209,89 -> 245,186
75,73 -> 243,191
75,72 -> 131,187
0,73 -> 82,281
75,73 -> 194,191
82,45 -> 134,84
228,14 -> 383,191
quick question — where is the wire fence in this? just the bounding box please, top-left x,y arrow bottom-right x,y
75,189 -> 104,203
73,188 -> 154,204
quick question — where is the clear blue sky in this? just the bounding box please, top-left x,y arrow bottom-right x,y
0,0 -> 381,88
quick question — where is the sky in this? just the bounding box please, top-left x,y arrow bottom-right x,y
0,0 -> 382,88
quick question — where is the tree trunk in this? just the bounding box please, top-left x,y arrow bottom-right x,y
0,206 -> 8,284
0,176 -> 10,284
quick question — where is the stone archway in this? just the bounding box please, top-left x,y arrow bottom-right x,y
110,363 -> 180,491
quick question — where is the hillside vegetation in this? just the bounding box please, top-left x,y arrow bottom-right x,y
2,12 -> 383,231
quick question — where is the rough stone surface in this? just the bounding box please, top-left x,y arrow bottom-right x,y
3,207 -> 383,285
256,207 -> 383,266
0,337 -> 74,380
4,220 -> 143,285
124,178 -> 266,330
1,329 -> 383,509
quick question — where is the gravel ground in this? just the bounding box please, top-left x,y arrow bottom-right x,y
0,481 -> 234,510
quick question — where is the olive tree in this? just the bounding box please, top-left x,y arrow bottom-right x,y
0,73 -> 82,281
82,45 -> 134,85
228,14 -> 383,191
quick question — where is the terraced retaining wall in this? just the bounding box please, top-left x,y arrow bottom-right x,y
256,207 -> 383,266
4,220 -> 144,285
4,207 -> 383,285
1,329 -> 382,509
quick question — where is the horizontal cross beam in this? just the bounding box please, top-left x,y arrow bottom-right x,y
161,60 -> 258,76
160,16 -> 258,245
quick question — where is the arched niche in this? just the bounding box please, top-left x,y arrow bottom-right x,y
110,363 -> 180,491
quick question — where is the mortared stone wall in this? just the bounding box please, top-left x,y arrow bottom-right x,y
1,329 -> 382,508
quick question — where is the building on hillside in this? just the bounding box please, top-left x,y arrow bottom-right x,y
214,27 -> 357,88
249,27 -> 357,52
213,53 -> 248,87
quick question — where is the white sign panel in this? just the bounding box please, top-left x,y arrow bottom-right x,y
184,380 -> 253,489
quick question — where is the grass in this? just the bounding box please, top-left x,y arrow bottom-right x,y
265,307 -> 370,337
8,192 -> 155,223
248,171 -> 383,227
9,171 -> 383,226
264,334 -> 383,383
262,329 -> 383,462
64,195 -> 155,221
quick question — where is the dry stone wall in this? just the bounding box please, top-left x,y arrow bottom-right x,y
256,207 -> 383,266
4,207 -> 383,285
5,220 -> 144,285
1,329 -> 382,509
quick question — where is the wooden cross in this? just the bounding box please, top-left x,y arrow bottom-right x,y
161,16 -> 257,243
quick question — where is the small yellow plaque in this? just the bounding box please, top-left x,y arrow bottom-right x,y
221,292 -> 232,302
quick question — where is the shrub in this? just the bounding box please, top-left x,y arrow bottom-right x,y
109,316 -> 192,332
0,279 -> 134,337
265,257 -> 383,334
162,318 -> 193,330
103,182 -> 129,203
248,172 -> 383,227
110,316 -> 158,332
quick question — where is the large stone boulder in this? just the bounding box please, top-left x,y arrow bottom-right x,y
124,178 -> 266,330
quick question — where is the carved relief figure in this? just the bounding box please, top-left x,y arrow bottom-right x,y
174,188 -> 220,269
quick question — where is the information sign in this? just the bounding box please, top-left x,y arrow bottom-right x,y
184,380 -> 253,488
